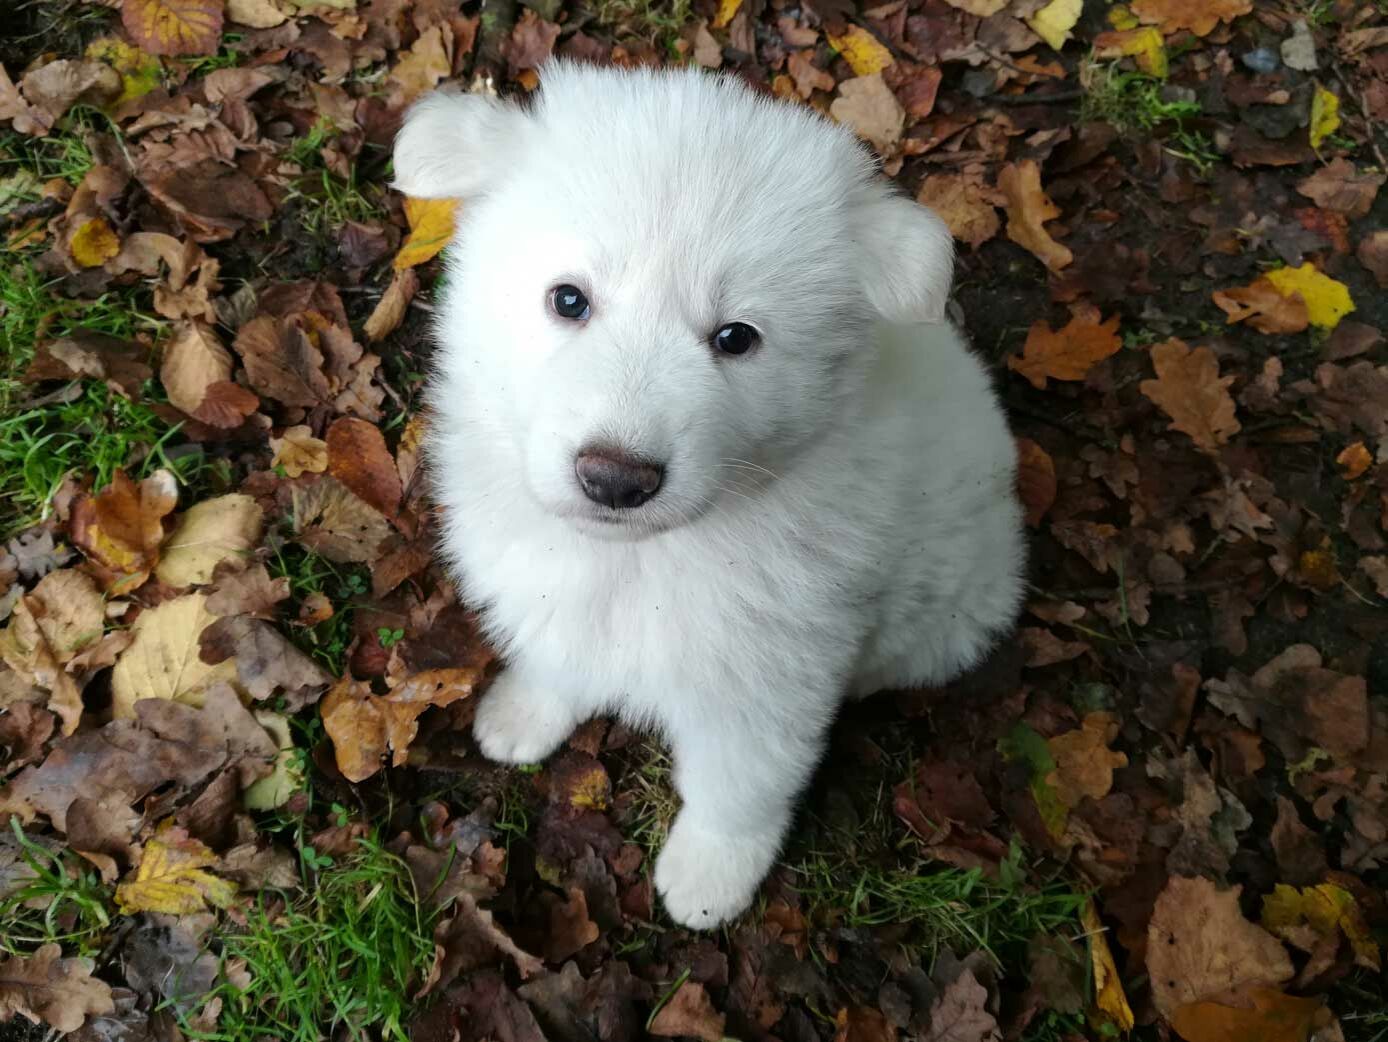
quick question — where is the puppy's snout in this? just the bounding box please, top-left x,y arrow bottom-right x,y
575,447 -> 665,509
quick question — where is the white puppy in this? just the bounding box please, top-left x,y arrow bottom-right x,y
393,62 -> 1024,929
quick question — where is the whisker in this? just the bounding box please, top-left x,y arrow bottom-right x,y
719,457 -> 780,480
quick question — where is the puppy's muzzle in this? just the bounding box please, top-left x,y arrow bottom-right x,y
575,447 -> 665,510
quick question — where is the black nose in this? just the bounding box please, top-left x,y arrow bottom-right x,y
575,448 -> 664,509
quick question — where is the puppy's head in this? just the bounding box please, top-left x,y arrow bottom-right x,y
396,63 -> 953,539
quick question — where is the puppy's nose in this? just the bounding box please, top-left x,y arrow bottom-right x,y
575,447 -> 664,509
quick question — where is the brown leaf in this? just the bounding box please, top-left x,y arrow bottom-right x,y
919,969 -> 1000,1042
1170,986 -> 1328,1042
0,943 -> 113,1032
161,320 -> 233,417
1296,159 -> 1384,219
916,173 -> 999,250
1146,876 -> 1293,1019
320,677 -> 388,783
425,890 -> 543,994
23,332 -> 152,398
121,0 -> 226,56
546,887 -> 600,962
71,469 -> 178,595
1131,0 -> 1252,36
193,380 -> 259,428
1045,712 -> 1127,808
834,1006 -> 898,1042
199,615 -> 331,707
650,981 -> 727,1042
830,74 -> 905,153
1008,305 -> 1120,389
233,315 -> 331,408
388,25 -> 453,106
205,563 -> 291,618
363,268 -> 418,343
1358,230 -> 1388,289
327,417 -> 402,519
1212,277 -> 1310,334
503,10 -> 561,74
997,160 -> 1072,271
270,425 -> 329,478
291,476 -> 392,563
1014,438 -> 1056,528
787,50 -> 834,98
1139,339 -> 1241,455
17,59 -> 121,134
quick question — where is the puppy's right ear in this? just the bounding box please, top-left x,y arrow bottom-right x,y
392,90 -> 521,199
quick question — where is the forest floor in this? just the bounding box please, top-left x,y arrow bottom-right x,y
1,0 -> 1387,1040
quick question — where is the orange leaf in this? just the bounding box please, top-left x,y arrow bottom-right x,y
997,160 -> 1072,271
120,0 -> 225,57
326,417 -> 402,519
1014,437 -> 1056,527
1337,442 -> 1372,479
1212,277 -> 1310,335
1131,0 -> 1251,37
69,217 -> 120,268
1007,305 -> 1121,389
1139,339 -> 1240,455
1170,986 -> 1328,1042
70,469 -> 178,595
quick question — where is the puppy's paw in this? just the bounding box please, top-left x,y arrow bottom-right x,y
473,672 -> 576,765
655,815 -> 778,929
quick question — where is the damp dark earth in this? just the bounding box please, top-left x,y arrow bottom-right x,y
2,0 -> 1388,1040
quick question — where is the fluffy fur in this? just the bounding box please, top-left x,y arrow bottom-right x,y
394,62 -> 1025,928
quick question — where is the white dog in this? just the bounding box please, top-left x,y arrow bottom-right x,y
393,62 -> 1025,929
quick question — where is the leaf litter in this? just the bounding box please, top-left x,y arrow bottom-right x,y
2,0 -> 1388,1040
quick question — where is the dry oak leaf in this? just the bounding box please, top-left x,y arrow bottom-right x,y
1132,0 -> 1251,37
388,25 -> 453,107
110,592 -> 238,718
920,968 -> 1000,1042
830,74 -> 905,154
827,26 -> 894,76
115,825 -> 237,914
70,216 -> 120,268
161,319 -> 232,417
1045,711 -> 1128,808
327,417 -> 402,519
363,267 -> 418,343
71,469 -> 178,596
916,173 -> 999,250
1212,277 -> 1310,335
1147,876 -> 1293,1019
394,197 -> 457,271
649,981 -> 726,1042
1170,986 -> 1328,1042
270,425 -> 328,478
0,570 -> 101,735
1014,437 -> 1056,528
997,160 -> 1072,272
0,943 -> 114,1033
121,0 -> 226,56
290,476 -> 391,564
1139,339 -> 1240,455
156,493 -> 263,587
1008,306 -> 1120,389
787,50 -> 835,98
1296,159 -> 1384,219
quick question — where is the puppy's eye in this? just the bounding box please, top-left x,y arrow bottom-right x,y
712,322 -> 759,356
551,284 -> 591,321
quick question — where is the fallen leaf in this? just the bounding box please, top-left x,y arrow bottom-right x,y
916,173 -> 999,249
110,592 -> 239,717
388,25 -> 452,106
1358,231 -> 1388,288
1262,882 -> 1380,970
1081,899 -> 1134,1032
199,615 -> 331,706
1093,26 -> 1168,76
1170,986 -> 1328,1042
161,320 -> 233,417
829,74 -> 905,153
1337,442 -> 1372,479
1264,263 -> 1354,330
327,417 -> 402,519
650,981 -> 726,1042
1213,277 -> 1310,335
225,0 -> 288,27
156,494 -> 263,587
115,825 -> 237,914
1014,437 -> 1056,528
320,677 -> 388,783
827,27 -> 894,76
270,425 -> 329,478
394,197 -> 457,270
710,0 -> 741,29
940,0 -> 1006,14
70,216 -> 120,267
919,969 -> 1000,1042
501,10 -> 560,76
1132,0 -> 1252,37
1139,339 -> 1241,455
243,712 -> 302,810
205,563 -> 290,618
1027,0 -> 1082,52
290,476 -> 392,563
1008,306 -> 1121,389
834,1006 -> 897,1042
1296,159 -> 1384,219
1046,712 -> 1128,808
363,267 -> 418,342
1147,876 -> 1293,1019
997,160 -> 1072,271
70,469 -> 178,595
1309,83 -> 1340,149
121,0 -> 226,57
0,943 -> 113,1032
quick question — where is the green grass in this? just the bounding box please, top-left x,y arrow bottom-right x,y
181,835 -> 439,1042
1080,65 -> 1201,135
588,0 -> 692,51
282,117 -> 387,237
267,543 -> 371,674
0,817 -> 113,959
614,743 -> 679,857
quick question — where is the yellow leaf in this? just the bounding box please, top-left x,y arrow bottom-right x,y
70,217 -> 120,268
1262,883 -> 1380,971
1263,263 -> 1354,330
1309,84 -> 1340,150
1107,4 -> 1139,29
393,197 -> 457,270
120,0 -> 225,57
1094,26 -> 1168,77
85,37 -> 162,106
156,494 -> 264,587
710,0 -> 741,30
109,593 -> 239,717
1027,0 -> 1083,52
826,26 -> 894,77
270,424 -> 328,478
116,826 -> 236,915
1081,898 -> 1134,1032
244,712 -> 303,810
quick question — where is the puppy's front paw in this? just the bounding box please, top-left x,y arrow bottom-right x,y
473,671 -> 576,765
655,815 -> 779,929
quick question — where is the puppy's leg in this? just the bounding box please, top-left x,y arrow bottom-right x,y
473,662 -> 602,765
654,702 -> 829,929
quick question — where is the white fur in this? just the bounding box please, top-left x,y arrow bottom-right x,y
395,63 -> 1025,929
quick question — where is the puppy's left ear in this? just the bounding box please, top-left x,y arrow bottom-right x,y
855,192 -> 955,324
392,88 -> 523,199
